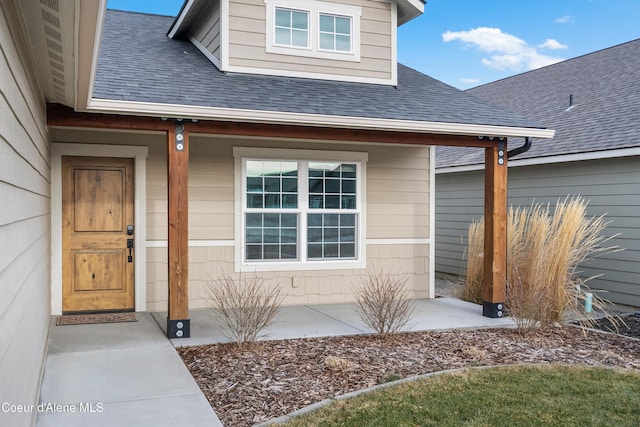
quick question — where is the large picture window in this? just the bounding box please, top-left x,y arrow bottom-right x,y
236,148 -> 366,270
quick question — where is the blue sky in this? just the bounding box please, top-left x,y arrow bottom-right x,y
107,0 -> 640,89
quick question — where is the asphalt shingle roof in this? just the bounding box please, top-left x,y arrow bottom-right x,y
94,10 -> 543,130
436,39 -> 640,168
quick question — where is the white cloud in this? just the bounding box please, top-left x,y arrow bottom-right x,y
555,15 -> 573,24
443,27 -> 526,54
442,27 -> 564,72
538,38 -> 568,50
460,78 -> 481,84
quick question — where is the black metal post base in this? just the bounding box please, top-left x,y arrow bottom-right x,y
482,302 -> 506,318
167,318 -> 190,338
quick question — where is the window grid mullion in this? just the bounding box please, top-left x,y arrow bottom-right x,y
299,162 -> 309,262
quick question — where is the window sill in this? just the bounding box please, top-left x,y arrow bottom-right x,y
266,44 -> 360,62
236,259 -> 366,273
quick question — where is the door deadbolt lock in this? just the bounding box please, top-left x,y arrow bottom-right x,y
127,225 -> 134,235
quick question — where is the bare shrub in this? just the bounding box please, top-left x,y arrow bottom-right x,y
353,269 -> 416,335
463,196 -> 619,334
204,272 -> 284,347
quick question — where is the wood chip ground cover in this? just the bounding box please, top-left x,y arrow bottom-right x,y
177,326 -> 640,426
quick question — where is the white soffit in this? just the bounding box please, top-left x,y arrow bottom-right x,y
397,0 -> 424,25
17,0 -> 77,106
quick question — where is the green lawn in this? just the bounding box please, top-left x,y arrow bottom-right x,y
283,365 -> 640,427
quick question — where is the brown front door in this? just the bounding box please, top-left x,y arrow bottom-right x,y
62,156 -> 135,313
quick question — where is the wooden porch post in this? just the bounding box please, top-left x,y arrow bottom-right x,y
483,139 -> 507,318
167,122 -> 190,338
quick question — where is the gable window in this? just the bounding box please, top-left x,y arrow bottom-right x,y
234,148 -> 367,271
319,14 -> 352,52
274,8 -> 309,48
265,0 -> 361,62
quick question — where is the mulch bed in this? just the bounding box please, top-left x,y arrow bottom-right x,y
178,325 -> 640,426
588,313 -> 640,339
56,312 -> 137,326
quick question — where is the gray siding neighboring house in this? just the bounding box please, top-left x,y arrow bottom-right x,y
435,39 -> 640,307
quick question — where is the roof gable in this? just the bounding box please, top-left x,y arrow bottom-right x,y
92,10 -> 549,137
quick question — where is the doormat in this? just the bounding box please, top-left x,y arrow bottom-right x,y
56,312 -> 137,326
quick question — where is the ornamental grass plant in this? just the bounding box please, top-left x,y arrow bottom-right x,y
463,196 -> 618,334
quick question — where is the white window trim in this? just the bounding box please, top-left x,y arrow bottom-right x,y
273,6 -> 311,50
317,12 -> 353,54
234,147 -> 367,272
264,0 -> 362,62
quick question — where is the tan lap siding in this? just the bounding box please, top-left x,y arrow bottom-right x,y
189,0 -> 222,61
49,130 -> 431,310
0,1 -> 51,425
367,146 -> 430,239
228,0 -> 393,81
148,136 -> 430,309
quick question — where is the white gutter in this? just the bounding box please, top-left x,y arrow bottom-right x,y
86,98 -> 556,139
435,146 -> 640,174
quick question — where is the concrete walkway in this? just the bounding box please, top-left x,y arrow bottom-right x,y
36,313 -> 223,427
37,298 -> 514,427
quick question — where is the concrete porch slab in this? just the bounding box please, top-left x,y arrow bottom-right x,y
161,297 -> 515,347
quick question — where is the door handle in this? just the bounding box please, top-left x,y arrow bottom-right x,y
127,239 -> 134,262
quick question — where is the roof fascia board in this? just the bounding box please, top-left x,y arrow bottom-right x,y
77,0 -> 106,110
435,146 -> 640,174
390,2 -> 398,86
86,98 -> 555,139
397,0 -> 424,25
189,35 -> 222,70
167,0 -> 195,39
221,0 -> 229,70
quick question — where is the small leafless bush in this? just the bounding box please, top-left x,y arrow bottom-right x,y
353,269 -> 416,335
204,272 -> 284,347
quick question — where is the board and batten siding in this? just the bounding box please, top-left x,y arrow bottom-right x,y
189,0 -> 222,62
227,0 -> 393,82
0,1 -> 51,426
435,156 -> 640,307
